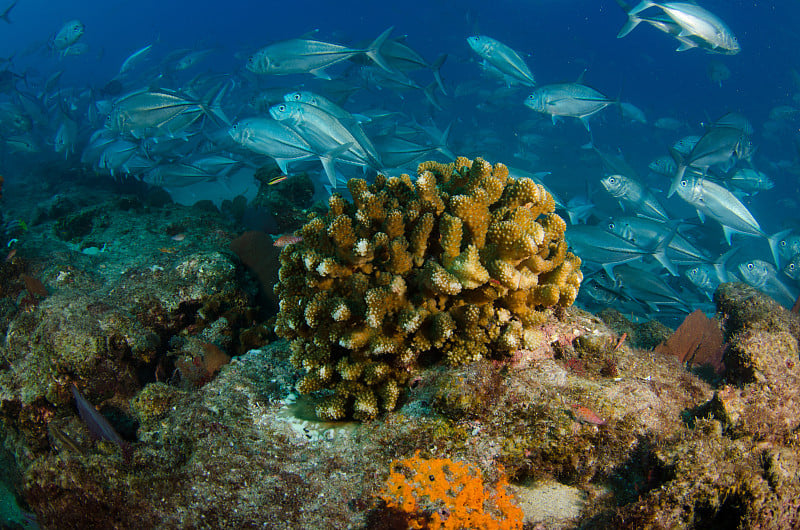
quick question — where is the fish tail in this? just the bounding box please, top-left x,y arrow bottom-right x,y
319,143 -> 352,189
201,78 -> 232,126
617,15 -> 642,39
616,0 -> 653,38
651,228 -> 679,277
0,1 -> 15,24
435,123 -> 455,160
431,54 -> 448,95
365,26 -> 396,74
667,148 -> 687,198
422,81 -> 443,111
713,248 -> 739,283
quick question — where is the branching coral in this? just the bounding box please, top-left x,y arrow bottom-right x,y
274,157 -> 582,420
377,451 -> 523,529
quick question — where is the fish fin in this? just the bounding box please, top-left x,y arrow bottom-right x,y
675,39 -> 696,52
567,211 -> 577,225
768,229 -> 793,268
318,143 -> 353,188
695,209 -> 705,224
714,248 -> 739,283
643,300 -> 661,313
652,246 -> 678,276
309,68 -> 332,80
651,223 -> 680,276
627,1 -> 656,16
272,158 -> 291,174
365,27 -> 396,74
722,225 -> 734,246
602,263 -> 618,282
422,81 -> 443,111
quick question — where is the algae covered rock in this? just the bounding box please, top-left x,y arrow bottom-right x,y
274,157 -> 583,420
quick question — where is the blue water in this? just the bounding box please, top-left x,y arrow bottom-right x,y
1,0 -> 798,314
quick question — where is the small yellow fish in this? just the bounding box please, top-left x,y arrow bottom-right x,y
268,174 -> 288,185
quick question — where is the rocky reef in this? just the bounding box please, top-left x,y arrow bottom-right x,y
2,166 -> 800,528
274,157 -> 583,420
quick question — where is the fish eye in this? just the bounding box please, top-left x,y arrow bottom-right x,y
780,240 -> 786,247
292,93 -> 301,100
608,177 -> 615,183
608,222 -> 615,230
680,179 -> 688,186
278,104 -> 286,112
747,263 -> 754,270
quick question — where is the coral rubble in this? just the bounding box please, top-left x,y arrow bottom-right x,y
274,157 -> 582,419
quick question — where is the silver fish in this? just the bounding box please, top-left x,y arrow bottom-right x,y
729,168 -> 774,194
143,163 -> 220,188
373,131 -> 453,169
269,101 -> 381,176
606,216 -> 723,271
671,135 -> 700,156
674,175 -> 787,266
52,20 -> 85,56
282,91 -> 378,161
782,254 -> 800,282
117,44 -> 153,78
619,1 -> 739,55
668,126 -> 751,197
620,102 -> 647,124
707,111 -> 754,136
54,118 -> 78,159
685,264 -> 720,300
106,87 -> 228,138
247,28 -> 394,79
228,118 -> 317,173
707,59 -> 731,87
565,194 -> 595,225
648,155 -> 677,177
97,139 -> 138,176
379,37 -> 447,94
467,35 -> 535,87
777,233 -> 800,263
174,49 -> 214,71
283,91 -> 356,122
613,264 -> 693,313
738,259 -> 797,308
525,83 -> 615,129
601,174 -> 669,222
567,224 -> 677,279
593,147 -> 640,181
